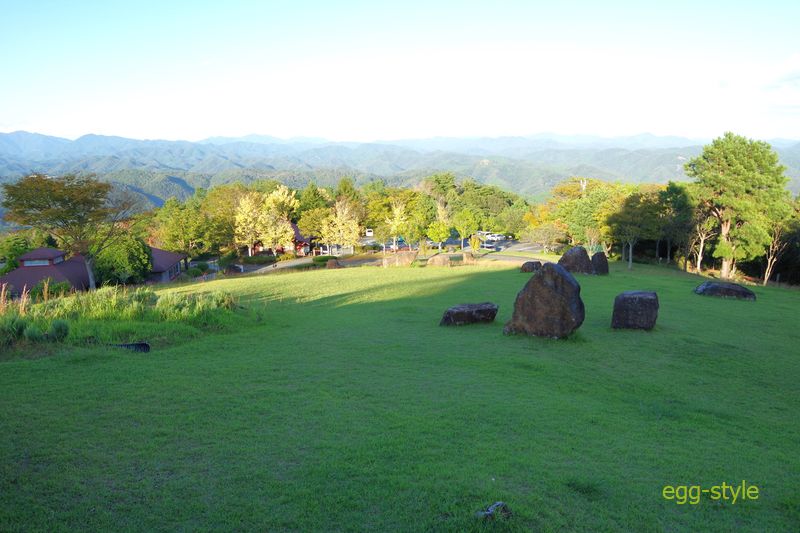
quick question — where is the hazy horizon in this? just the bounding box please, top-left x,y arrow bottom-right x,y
0,129 -> 723,145
2,1 -> 799,141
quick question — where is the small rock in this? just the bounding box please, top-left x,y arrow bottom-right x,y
440,303 -> 498,326
504,262 -> 585,338
591,252 -> 609,275
558,246 -> 593,274
611,291 -> 659,330
694,281 -> 756,301
427,254 -> 451,267
520,260 -> 542,273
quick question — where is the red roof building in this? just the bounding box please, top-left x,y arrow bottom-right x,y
147,247 -> 186,283
0,248 -> 90,296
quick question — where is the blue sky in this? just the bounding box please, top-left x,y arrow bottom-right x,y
1,0 -> 798,141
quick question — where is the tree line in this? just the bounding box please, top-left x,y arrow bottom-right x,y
524,133 -> 799,284
2,132 -> 798,287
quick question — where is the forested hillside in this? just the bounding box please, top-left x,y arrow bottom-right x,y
1,132 -> 798,209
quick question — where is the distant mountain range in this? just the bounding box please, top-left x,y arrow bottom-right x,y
1,131 -> 798,210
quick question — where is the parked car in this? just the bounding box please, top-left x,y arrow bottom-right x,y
385,239 -> 410,251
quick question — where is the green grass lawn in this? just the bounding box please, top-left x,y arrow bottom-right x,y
1,263 -> 799,531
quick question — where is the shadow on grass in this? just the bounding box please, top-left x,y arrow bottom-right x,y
1,262 -> 798,531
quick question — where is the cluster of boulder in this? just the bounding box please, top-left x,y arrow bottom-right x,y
440,248 -> 757,338
521,247 -> 607,276
556,246 -> 608,275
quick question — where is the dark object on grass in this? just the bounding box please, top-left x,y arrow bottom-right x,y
557,246 -> 593,274
110,342 -> 151,353
326,259 -> 342,269
591,252 -> 609,275
520,260 -> 542,273
611,291 -> 659,330
440,302 -> 498,326
693,281 -> 756,301
476,501 -> 512,520
504,262 -> 585,339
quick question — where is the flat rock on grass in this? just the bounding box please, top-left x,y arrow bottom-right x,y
326,259 -> 342,269
440,303 -> 499,326
520,260 -> 542,273
427,254 -> 451,267
591,252 -> 609,275
611,291 -> 659,330
558,246 -> 593,274
694,281 -> 756,300
382,251 -> 417,267
504,262 -> 585,339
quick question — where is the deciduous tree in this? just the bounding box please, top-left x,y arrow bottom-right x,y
1,174 -> 140,289
321,199 -> 361,249
426,221 -> 451,251
452,209 -> 479,249
234,192 -> 268,257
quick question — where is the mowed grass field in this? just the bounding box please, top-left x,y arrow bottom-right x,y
1,262 -> 799,532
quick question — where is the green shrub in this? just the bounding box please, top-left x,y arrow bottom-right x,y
194,262 -> 210,273
29,278 -> 72,301
276,253 -> 297,262
186,267 -> 203,278
23,324 -> 45,343
154,291 -> 236,324
16,286 -> 238,347
242,255 -> 276,265
48,320 -> 69,342
312,255 -> 335,264
0,315 -> 28,347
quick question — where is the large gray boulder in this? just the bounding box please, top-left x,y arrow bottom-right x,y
558,246 -> 593,274
504,263 -> 585,339
520,261 -> 542,273
440,303 -> 499,326
694,281 -> 756,301
591,252 -> 609,275
611,291 -> 659,330
427,254 -> 451,267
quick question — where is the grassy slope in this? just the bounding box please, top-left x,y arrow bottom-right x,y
1,263 -> 799,532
